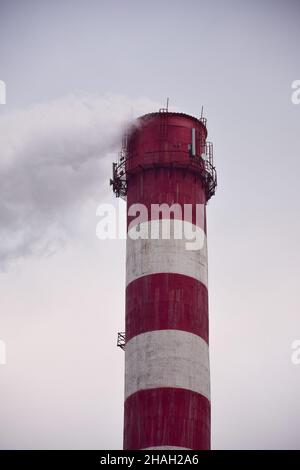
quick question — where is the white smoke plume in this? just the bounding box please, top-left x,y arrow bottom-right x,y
0,93 -> 161,267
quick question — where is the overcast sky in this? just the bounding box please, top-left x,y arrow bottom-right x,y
0,0 -> 300,449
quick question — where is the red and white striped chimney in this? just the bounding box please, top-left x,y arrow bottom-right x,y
111,110 -> 217,450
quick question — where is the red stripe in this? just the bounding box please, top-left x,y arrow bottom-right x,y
124,388 -> 210,450
126,273 -> 208,343
127,168 -> 207,231
126,113 -> 207,179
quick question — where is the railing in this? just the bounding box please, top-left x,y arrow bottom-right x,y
200,116 -> 207,127
111,133 -> 217,201
117,332 -> 126,350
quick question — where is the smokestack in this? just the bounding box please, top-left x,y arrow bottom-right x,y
112,109 -> 217,450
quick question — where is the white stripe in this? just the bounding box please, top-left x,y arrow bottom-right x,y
125,330 -> 210,401
126,219 -> 208,288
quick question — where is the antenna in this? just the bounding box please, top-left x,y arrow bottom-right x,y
159,98 -> 169,114
201,106 -> 204,119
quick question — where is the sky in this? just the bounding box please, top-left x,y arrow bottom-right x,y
0,0 -> 300,449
